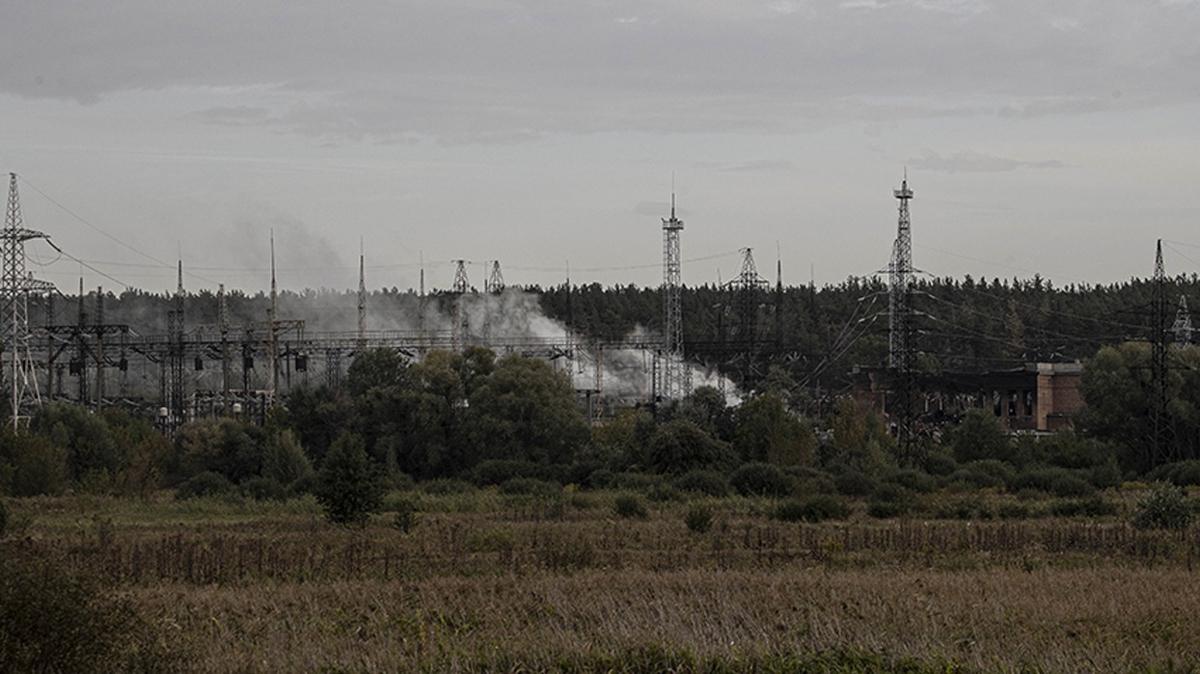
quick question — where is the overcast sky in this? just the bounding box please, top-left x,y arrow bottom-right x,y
1,0 -> 1198,294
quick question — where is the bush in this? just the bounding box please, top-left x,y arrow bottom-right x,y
923,451 -> 957,477
729,462 -> 792,497
0,553 -> 178,672
498,477 -> 560,497
997,502 -> 1033,519
885,469 -> 937,494
1133,483 -> 1194,531
672,470 -> 731,497
241,476 -> 288,501
612,472 -> 657,491
471,459 -> 549,486
1011,468 -> 1095,498
585,469 -> 615,489
289,472 -> 318,496
867,501 -> 909,519
834,470 -> 878,497
261,429 -> 312,486
684,505 -> 714,534
315,433 -> 386,526
175,470 -> 233,499
645,481 -> 682,502
389,497 -> 419,533
421,478 -> 476,495
0,501 -> 7,538
613,494 -> 649,519
773,495 -> 850,523
1048,496 -> 1118,518
1148,461 -> 1200,487
934,496 -> 994,520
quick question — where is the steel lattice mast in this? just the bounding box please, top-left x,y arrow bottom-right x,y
452,260 -> 470,351
1172,295 -> 1193,346
357,241 -> 367,350
1151,239 -> 1171,466
888,174 -> 916,459
1,174 -> 55,427
661,193 -> 685,401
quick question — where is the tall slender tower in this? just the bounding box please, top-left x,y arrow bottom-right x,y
1,174 -> 52,427
1151,239 -> 1170,466
452,260 -> 469,350
218,283 -> 231,401
357,240 -> 367,350
268,231 -> 279,401
888,173 -> 916,460
661,193 -> 684,400
166,260 -> 185,428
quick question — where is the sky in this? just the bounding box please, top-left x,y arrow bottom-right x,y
1,0 -> 1199,295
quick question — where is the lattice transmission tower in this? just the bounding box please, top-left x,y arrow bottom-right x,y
888,174 -> 916,459
1172,295 -> 1192,346
357,241 -> 367,350
661,194 -> 685,400
1151,239 -> 1171,466
452,260 -> 470,350
1,174 -> 55,427
486,261 -> 504,294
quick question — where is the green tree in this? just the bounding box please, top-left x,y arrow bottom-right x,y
261,429 -> 313,486
733,393 -> 816,466
0,431 -> 68,497
946,408 -> 1010,464
315,432 -> 386,525
645,419 -> 736,474
828,397 -> 895,475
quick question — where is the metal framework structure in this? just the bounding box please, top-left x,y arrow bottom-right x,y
1,174 -> 54,427
451,260 -> 470,350
486,261 -> 504,294
722,248 -> 770,388
1151,239 -> 1171,465
1172,294 -> 1192,346
888,174 -> 917,460
357,244 -> 367,350
660,194 -> 685,401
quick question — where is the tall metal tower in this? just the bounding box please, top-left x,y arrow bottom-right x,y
888,174 -> 916,459
452,260 -> 469,350
167,261 -> 185,429
487,261 -> 505,294
1151,239 -> 1171,466
218,283 -> 231,401
1172,295 -> 1193,346
268,232 -> 279,401
661,193 -> 685,400
1,174 -> 53,426
357,241 -> 367,350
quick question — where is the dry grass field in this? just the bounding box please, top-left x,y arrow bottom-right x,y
6,489 -> 1200,672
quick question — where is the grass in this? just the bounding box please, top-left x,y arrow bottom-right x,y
5,485 -> 1200,672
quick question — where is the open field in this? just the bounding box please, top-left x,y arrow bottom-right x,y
5,487 -> 1200,672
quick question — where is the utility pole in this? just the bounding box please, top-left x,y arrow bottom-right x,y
725,247 -> 768,390
888,173 -> 917,462
218,283 -> 231,403
167,260 -> 185,430
661,193 -> 685,401
357,240 -> 367,351
1172,295 -> 1193,346
0,174 -> 53,427
95,286 -> 104,406
268,232 -> 278,402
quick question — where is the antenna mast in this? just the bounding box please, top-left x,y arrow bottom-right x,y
661,191 -> 686,401
1,174 -> 53,427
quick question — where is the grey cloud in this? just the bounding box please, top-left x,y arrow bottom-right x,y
909,150 -> 1066,173
3,1 -> 1199,142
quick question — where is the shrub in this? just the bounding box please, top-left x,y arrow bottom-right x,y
315,433 -> 386,526
241,476 -> 288,501
923,451 -> 958,477
585,469 -> 615,489
867,501 -> 909,519
1148,461 -> 1200,487
0,501 -> 7,538
0,552 -> 178,672
1049,496 -> 1118,518
389,498 -> 419,533
684,505 -> 714,534
997,502 -> 1033,519
730,462 -> 792,497
612,472 -> 657,491
673,470 -> 731,497
885,469 -> 937,494
645,481 -> 682,502
1133,482 -> 1194,531
261,429 -> 312,486
773,495 -> 850,523
1011,468 -> 1095,498
421,478 -> 476,495
834,470 -> 878,497
175,470 -> 233,499
289,472 -> 318,496
934,496 -> 994,520
613,494 -> 649,519
498,477 -> 560,497
471,459 -> 547,486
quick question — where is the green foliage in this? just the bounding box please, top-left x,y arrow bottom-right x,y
946,408 -> 1010,464
172,418 -> 265,484
1148,460 -> 1200,487
387,496 -> 419,533
672,386 -> 733,440
828,398 -> 895,474
421,478 -> 476,495
732,393 -> 816,466
834,469 -> 879,497
176,471 -> 234,499
260,429 -> 313,486
0,552 -> 178,672
684,505 -> 714,534
471,459 -> 550,486
613,494 -> 649,519
0,500 -> 7,538
241,477 -> 288,501
1048,496 -> 1118,518
922,451 -> 957,477
0,431 -> 68,496
885,468 -> 937,493
952,459 -> 1016,489
773,495 -> 850,522
645,419 -> 736,474
672,470 -> 731,497
498,477 -> 561,497
1010,467 -> 1095,497
315,432 -> 386,525
1132,482 -> 1194,531
729,462 -> 792,497
31,403 -> 121,483
934,496 -> 995,520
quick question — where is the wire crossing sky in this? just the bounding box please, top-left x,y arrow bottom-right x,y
1,1 -> 1198,293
